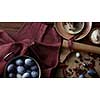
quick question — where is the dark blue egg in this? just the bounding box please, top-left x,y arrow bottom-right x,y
22,72 -> 30,78
26,70 -> 31,73
24,64 -> 30,69
17,66 -> 25,74
25,58 -> 34,66
87,69 -> 96,76
7,64 -> 15,73
30,65 -> 38,71
9,73 -> 15,78
16,59 -> 23,66
79,74 -> 84,78
31,71 -> 38,78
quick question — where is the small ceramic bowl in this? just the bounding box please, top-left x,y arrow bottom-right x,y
4,56 -> 41,78
90,28 -> 100,45
63,22 -> 85,35
55,22 -> 92,41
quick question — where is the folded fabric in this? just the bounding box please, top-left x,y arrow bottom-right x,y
0,22 -> 61,77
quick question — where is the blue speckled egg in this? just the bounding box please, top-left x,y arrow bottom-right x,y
30,65 -> 38,71
16,74 -> 22,78
87,69 -> 96,76
79,74 -> 84,78
7,64 -> 15,73
17,66 -> 25,74
9,73 -> 15,78
26,70 -> 31,73
25,58 -> 34,66
24,65 -> 30,69
31,71 -> 38,78
22,72 -> 30,78
16,59 -> 23,66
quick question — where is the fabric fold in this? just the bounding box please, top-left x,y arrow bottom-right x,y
0,22 -> 61,77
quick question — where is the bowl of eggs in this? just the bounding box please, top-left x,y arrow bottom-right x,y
4,56 -> 41,78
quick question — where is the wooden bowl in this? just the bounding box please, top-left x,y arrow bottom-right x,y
55,22 -> 92,41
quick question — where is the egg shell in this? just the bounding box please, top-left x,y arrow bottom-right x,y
76,52 -> 80,58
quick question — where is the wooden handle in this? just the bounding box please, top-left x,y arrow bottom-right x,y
63,40 -> 100,54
